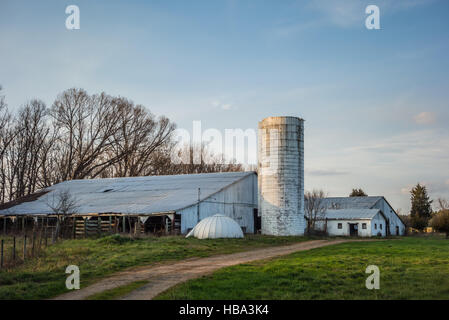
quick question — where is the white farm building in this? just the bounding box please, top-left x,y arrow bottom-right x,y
309,196 -> 405,237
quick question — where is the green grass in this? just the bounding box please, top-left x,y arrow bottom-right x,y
86,280 -> 149,300
0,234 -> 308,300
156,236 -> 449,300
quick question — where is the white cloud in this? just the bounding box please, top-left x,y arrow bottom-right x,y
211,100 -> 232,110
414,111 -> 436,125
306,169 -> 349,176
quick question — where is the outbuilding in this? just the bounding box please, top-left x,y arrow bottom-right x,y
314,209 -> 388,237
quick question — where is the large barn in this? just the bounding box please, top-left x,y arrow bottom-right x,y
0,172 -> 258,236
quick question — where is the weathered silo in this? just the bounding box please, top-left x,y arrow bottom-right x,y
258,116 -> 305,236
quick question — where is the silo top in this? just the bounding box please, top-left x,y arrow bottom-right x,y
258,116 -> 304,128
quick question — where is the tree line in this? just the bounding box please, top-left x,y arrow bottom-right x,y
0,86 -> 242,204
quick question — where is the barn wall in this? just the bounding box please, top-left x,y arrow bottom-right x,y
326,220 -> 372,237
315,216 -> 388,237
372,199 -> 405,235
371,212 -> 387,237
179,174 -> 257,234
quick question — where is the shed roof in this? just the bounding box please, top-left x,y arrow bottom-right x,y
320,196 -> 383,209
0,172 -> 255,216
319,209 -> 383,220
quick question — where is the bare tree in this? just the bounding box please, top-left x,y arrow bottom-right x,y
0,86 -> 14,203
46,189 -> 79,238
304,189 -> 327,233
159,142 -> 243,175
49,89 -> 124,180
437,198 -> 449,211
107,97 -> 176,177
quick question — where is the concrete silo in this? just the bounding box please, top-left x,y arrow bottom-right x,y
258,116 -> 305,236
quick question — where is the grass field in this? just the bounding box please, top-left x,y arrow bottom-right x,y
0,234 -> 308,299
157,236 -> 449,300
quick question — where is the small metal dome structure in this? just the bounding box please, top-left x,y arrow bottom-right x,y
186,214 -> 244,239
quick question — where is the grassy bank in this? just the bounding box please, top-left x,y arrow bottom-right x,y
0,234 -> 308,299
157,237 -> 449,300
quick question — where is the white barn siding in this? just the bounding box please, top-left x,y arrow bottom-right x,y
372,198 -> 405,235
178,174 -> 257,234
315,212 -> 387,237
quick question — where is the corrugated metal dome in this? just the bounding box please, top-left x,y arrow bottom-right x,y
186,214 -> 244,239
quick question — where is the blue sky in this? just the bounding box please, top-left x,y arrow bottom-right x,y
1,0 -> 448,212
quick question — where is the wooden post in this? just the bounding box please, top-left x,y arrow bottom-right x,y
72,217 -> 76,239
109,216 -> 112,233
23,235 -> 27,260
84,218 -> 87,238
32,234 -> 35,257
197,188 -> 201,223
1,239 -> 4,268
12,236 -> 16,261
22,217 -> 25,234
39,230 -> 43,254
122,216 -> 126,233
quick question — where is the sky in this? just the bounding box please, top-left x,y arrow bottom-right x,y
1,0 -> 448,213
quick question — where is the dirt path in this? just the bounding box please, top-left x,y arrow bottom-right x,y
55,239 -> 349,300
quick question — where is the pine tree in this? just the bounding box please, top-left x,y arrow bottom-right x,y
410,183 -> 433,230
349,188 -> 367,197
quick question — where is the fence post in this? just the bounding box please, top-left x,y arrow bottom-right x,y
84,218 -> 87,238
72,217 -> 76,239
23,235 -> 27,260
13,236 -> 16,261
1,239 -> 4,269
32,234 -> 35,257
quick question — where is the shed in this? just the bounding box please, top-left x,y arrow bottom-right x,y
313,209 -> 387,237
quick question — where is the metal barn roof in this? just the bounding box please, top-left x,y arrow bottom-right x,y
320,209 -> 382,220
320,196 -> 383,209
0,172 -> 256,216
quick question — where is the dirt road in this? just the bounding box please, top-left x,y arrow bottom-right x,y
55,239 -> 349,300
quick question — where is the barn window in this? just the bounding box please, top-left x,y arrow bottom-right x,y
338,223 -> 342,229
375,223 -> 377,229
380,224 -> 382,230
362,223 -> 367,229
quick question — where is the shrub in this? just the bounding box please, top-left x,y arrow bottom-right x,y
96,234 -> 135,245
430,210 -> 449,238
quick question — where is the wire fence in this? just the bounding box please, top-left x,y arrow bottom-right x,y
0,229 -> 57,270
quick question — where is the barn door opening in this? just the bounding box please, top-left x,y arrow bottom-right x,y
349,223 -> 358,237
253,209 -> 261,234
